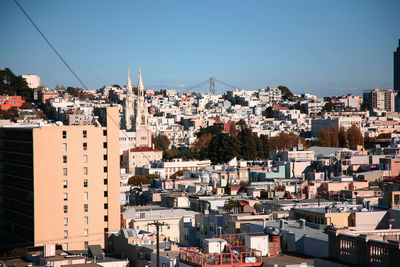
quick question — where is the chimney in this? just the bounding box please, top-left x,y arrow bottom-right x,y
279,219 -> 284,230
389,218 -> 395,229
299,219 -> 306,229
325,206 -> 330,213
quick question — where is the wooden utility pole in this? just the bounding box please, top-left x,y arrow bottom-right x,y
147,221 -> 167,267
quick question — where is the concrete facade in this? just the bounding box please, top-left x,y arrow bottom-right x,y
0,107 -> 120,250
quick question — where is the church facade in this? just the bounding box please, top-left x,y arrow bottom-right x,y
120,67 -> 153,154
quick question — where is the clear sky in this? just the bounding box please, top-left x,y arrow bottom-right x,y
0,0 -> 399,96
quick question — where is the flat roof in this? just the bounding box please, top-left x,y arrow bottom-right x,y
262,252 -> 314,266
123,207 -> 197,220
251,220 -> 329,242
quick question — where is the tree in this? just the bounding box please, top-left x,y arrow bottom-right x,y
338,126 -> 348,148
67,87 -> 81,98
0,68 -> 32,100
269,132 -> 299,150
228,121 -> 238,136
128,174 -> 157,186
278,85 -> 294,100
191,133 -> 213,160
208,133 -> 240,164
163,149 -> 182,160
0,109 -> 18,120
170,169 -> 189,179
237,119 -> 248,129
347,124 -> 363,149
223,199 -> 236,212
152,134 -> 170,152
264,106 -> 273,118
196,125 -> 222,138
258,134 -> 270,159
22,101 -> 33,109
317,128 -> 331,147
331,125 -> 339,147
237,127 -> 257,160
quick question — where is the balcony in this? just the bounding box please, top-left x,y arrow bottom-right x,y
179,247 -> 262,267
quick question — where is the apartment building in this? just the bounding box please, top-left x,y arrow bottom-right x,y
22,74 -> 41,89
363,88 -> 397,112
0,107 -> 120,250
311,116 -> 362,137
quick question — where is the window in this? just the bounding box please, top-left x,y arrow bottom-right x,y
84,241 -> 88,249
84,229 -> 88,237
84,179 -> 88,187
64,205 -> 68,213
104,215 -> 108,222
104,191 -> 108,197
83,167 -> 88,175
84,204 -> 88,212
84,192 -> 88,201
104,167 -> 108,173
83,143 -> 87,150
63,168 -> 68,176
62,131 -> 67,139
84,216 -> 88,225
63,180 -> 68,189
62,143 -> 67,152
103,130 -> 107,136
104,228 -> 108,232
104,179 -> 108,185
64,218 -> 68,226
103,142 -> 107,148
63,155 -> 67,163
63,193 -> 68,201
103,154 -> 107,161
83,130 -> 87,138
104,203 -> 108,209
64,230 -> 68,238
395,194 -> 400,205
83,155 -> 88,163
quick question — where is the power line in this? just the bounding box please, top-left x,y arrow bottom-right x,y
14,0 -> 89,90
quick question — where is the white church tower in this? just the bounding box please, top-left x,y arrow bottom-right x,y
132,66 -> 152,147
122,68 -> 134,130
133,67 -> 149,131
120,67 -> 152,152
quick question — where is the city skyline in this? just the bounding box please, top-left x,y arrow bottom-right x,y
0,0 -> 400,97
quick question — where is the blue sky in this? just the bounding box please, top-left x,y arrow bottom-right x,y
0,0 -> 399,97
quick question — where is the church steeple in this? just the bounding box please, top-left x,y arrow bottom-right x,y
133,66 -> 149,131
137,66 -> 144,99
123,68 -> 134,130
126,68 -> 132,97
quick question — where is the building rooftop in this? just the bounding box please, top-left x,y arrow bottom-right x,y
122,207 -> 197,220
293,205 -> 364,214
127,146 -> 162,153
251,220 -> 330,242
262,252 -> 314,266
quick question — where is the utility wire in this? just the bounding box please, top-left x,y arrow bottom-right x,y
14,0 -> 89,90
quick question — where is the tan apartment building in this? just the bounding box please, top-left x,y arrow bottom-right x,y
121,146 -> 162,174
0,107 -> 120,250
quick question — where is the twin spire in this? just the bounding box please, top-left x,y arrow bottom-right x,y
126,67 -> 144,96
